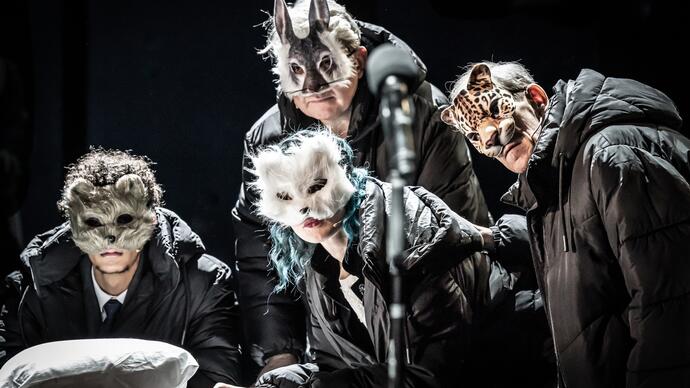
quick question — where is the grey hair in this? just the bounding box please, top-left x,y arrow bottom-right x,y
258,0 -> 361,60
448,61 -> 535,101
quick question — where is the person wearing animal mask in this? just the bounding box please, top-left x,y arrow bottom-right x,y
0,149 -> 242,387
232,0 -> 490,378
441,62 -> 690,388
221,129 -> 522,388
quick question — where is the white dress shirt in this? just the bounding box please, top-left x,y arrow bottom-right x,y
91,266 -> 128,322
339,274 -> 367,327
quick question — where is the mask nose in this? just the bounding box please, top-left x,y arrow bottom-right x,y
485,131 -> 499,148
105,235 -> 116,244
303,70 -> 328,93
300,207 -> 309,215
481,125 -> 499,148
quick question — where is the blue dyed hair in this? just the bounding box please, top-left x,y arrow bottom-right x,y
267,130 -> 369,292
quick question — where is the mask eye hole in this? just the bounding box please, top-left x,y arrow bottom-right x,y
276,192 -> 292,201
307,178 -> 328,194
116,214 -> 134,225
84,217 -> 103,228
489,98 -> 501,118
319,55 -> 333,72
290,63 -> 304,75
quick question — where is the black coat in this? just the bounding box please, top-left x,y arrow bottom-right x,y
261,178 -> 515,388
502,69 -> 690,388
231,21 -> 490,366
0,208 -> 242,387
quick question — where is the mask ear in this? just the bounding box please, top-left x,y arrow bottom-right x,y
65,178 -> 95,210
440,106 -> 457,127
309,0 -> 330,32
251,150 -> 283,189
468,63 -> 494,90
114,174 -> 148,202
274,0 -> 296,45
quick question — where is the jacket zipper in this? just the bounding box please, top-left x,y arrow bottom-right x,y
558,153 -> 570,252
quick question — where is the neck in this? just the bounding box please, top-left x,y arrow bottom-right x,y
321,228 -> 351,280
322,107 -> 352,139
94,255 -> 140,296
321,227 -> 348,262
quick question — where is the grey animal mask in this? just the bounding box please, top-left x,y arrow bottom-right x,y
272,0 -> 357,99
64,174 -> 156,255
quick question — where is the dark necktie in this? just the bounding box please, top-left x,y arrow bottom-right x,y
103,299 -> 122,327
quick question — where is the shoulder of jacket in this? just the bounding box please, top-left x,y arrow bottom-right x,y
20,222 -> 73,271
246,104 -> 283,146
582,125 -> 660,170
410,91 -> 437,115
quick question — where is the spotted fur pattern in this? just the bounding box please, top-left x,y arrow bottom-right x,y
441,64 -> 516,147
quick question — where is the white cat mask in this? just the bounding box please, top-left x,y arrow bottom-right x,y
251,131 -> 355,226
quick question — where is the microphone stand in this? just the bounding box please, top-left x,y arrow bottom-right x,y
379,75 -> 416,388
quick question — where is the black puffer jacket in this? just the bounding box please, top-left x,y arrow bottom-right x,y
258,178 -> 516,388
501,69 -> 690,388
0,208 -> 242,387
232,21 -> 489,365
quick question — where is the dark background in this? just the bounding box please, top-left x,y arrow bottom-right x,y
2,0 -> 687,264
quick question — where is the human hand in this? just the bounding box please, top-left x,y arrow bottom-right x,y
256,363 -> 318,388
258,353 -> 299,377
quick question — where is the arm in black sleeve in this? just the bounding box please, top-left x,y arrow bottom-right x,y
489,214 -> 532,268
232,131 -> 306,366
259,352 -> 437,388
185,258 -> 242,386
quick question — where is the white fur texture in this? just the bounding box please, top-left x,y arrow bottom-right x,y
274,42 -> 294,94
251,132 -> 354,226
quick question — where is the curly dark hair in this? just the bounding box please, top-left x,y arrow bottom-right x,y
57,148 -> 164,216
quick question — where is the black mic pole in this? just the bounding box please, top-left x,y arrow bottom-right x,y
366,44 -> 417,388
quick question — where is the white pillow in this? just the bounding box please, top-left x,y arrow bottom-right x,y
0,338 -> 199,388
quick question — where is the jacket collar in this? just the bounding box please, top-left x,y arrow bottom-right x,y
501,78 -> 567,211
500,175 -> 537,212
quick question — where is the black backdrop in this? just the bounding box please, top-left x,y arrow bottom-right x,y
3,0 -> 687,263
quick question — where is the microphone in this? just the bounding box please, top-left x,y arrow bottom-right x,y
366,44 -> 417,182
366,44 -> 419,388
